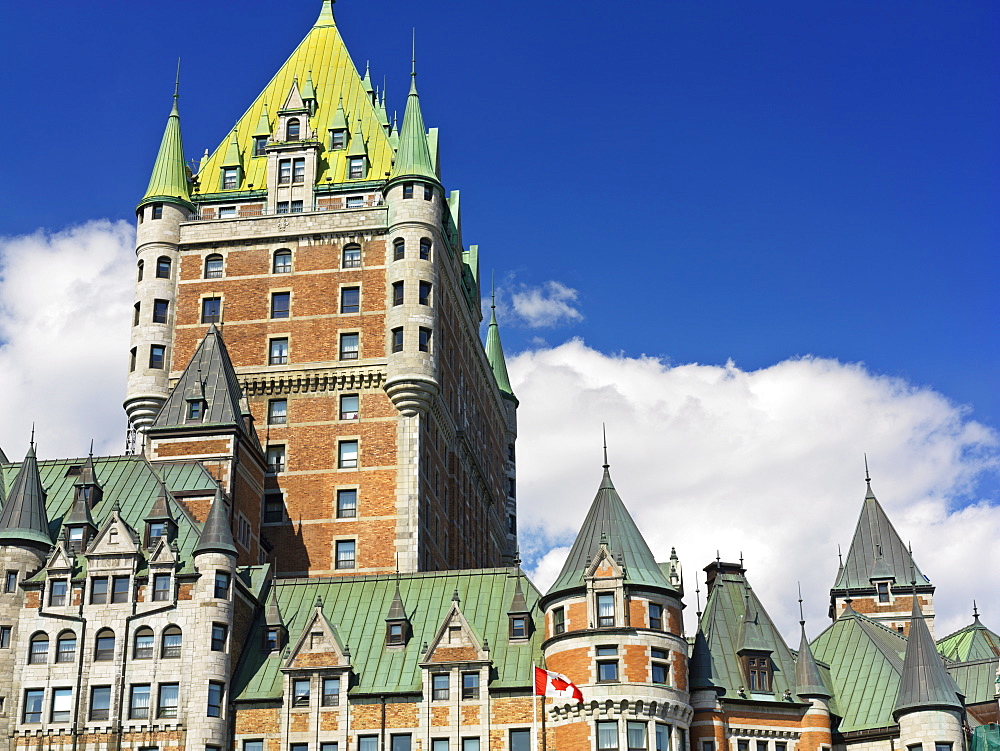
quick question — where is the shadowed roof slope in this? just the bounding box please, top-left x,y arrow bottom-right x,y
193,490 -> 237,558
548,466 -> 672,594
0,445 -> 51,546
485,305 -> 516,402
894,598 -> 963,718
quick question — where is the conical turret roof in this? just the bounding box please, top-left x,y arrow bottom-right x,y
139,89 -> 192,211
265,582 -> 285,627
795,624 -> 831,698
389,62 -> 438,184
894,596 -> 962,717
485,304 -> 516,403
0,445 -> 52,547
193,489 -> 237,558
937,604 -> 1000,661
144,480 -> 176,524
548,464 -> 671,594
386,581 -> 407,621
690,627 -> 724,693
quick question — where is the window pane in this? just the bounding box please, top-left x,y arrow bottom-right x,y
461,740 -> 479,751
271,292 -> 290,319
268,400 -> 287,425
158,684 -> 179,718
340,333 -> 359,359
335,541 -> 355,569
90,686 -> 111,720
267,445 -> 286,473
341,287 -> 360,314
359,739 -> 378,751
52,688 -> 73,722
269,338 -> 289,365
338,441 -> 358,468
391,737 -> 411,751
628,722 -> 647,750
509,730 -> 530,751
130,685 -> 151,718
273,251 -> 292,273
337,489 -> 357,518
597,721 -> 619,750
340,395 -> 359,420
655,726 -> 671,751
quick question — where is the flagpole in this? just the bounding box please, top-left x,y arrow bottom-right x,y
532,664 -> 538,751
541,694 -> 547,751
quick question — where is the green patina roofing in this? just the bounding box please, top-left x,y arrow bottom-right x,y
812,603 -> 910,731
698,564 -> 807,702
548,466 -> 673,595
389,65 -> 437,183
193,490 -> 237,558
947,658 -> 999,706
0,455 -> 220,575
834,481 -> 927,591
140,92 -> 193,211
795,625 -> 831,698
894,597 -> 963,717
0,446 -> 52,546
485,304 -> 516,402
346,118 -> 368,158
938,610 -> 1000,662
234,568 -> 542,700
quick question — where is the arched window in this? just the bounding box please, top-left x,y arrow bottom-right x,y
133,626 -> 154,659
286,119 -> 300,141
94,629 -> 115,661
273,249 -> 292,274
342,243 -> 361,269
393,238 -> 405,261
204,254 -> 224,279
161,625 -> 182,659
137,260 -> 144,281
56,631 -> 76,663
28,633 -> 48,664
156,256 -> 171,279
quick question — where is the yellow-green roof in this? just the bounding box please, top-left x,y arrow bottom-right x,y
195,2 -> 393,193
140,95 -> 193,210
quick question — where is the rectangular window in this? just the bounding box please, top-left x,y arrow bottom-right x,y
392,281 -> 404,306
201,297 -> 221,324
418,327 -> 431,352
598,660 -> 619,682
292,158 -> 306,184
291,745 -> 308,751
50,580 -> 68,606
291,200 -> 303,213
335,540 -> 355,569
187,400 -> 204,421
269,338 -> 289,365
391,737 -> 411,751
774,744 -> 786,751
424,184 -> 434,200
267,445 -> 286,473
627,722 -> 647,751
50,688 -> 72,723
152,299 -> 169,324
90,577 -> 108,603
264,492 -> 285,523
934,745 -> 952,751
553,607 -> 565,635
214,572 -> 231,599
277,201 -> 289,214
339,333 -> 359,360
509,730 -> 530,751
359,739 -> 378,751
0,625 -> 10,648
597,593 -> 615,627
245,742 -> 264,751
597,722 -> 619,751
877,582 -> 890,603
57,635 -> 76,663
346,196 -> 363,208
268,399 -> 287,425
5,571 -> 16,593
278,160 -> 291,184
265,627 -> 280,652
393,239 -> 405,260
23,689 -> 44,723
737,741 -> 749,751
112,576 -> 130,603
651,649 -> 669,684
340,287 -> 360,314
273,251 -> 292,273
271,292 -> 290,319
211,624 -> 228,652
419,281 -> 431,305
254,136 -> 267,156
419,239 -> 431,260
322,677 -> 340,706
461,672 -> 480,700
342,245 -> 361,268
130,684 -> 151,719
156,257 -> 170,277
90,685 -> 111,720
219,206 -> 236,218
95,633 -> 115,661
157,683 -> 179,718
152,574 -> 171,601
649,603 -> 663,630
462,742 -> 480,751
152,204 -> 163,220
510,616 -> 527,639
337,489 -> 357,518
330,130 -> 346,150
432,742 -> 449,751
292,678 -> 310,707
207,682 -> 223,717
654,724 -> 671,751
391,327 -> 404,353
338,441 -> 358,469
403,183 -> 414,199
149,344 -> 166,370
340,394 -> 359,420
432,673 -> 449,700
222,167 -> 239,190
756,742 -> 768,751
348,157 -> 365,179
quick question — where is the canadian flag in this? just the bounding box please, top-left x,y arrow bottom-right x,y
534,666 -> 583,702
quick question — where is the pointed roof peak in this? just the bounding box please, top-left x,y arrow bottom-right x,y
314,0 -> 336,27
795,622 -> 831,698
485,289 -> 516,402
389,37 -> 437,185
386,581 -> 407,621
0,441 -> 52,547
193,490 -> 237,558
894,593 -> 962,717
140,79 -> 192,211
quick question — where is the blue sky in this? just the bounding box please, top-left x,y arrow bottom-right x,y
1,1 -> 998,630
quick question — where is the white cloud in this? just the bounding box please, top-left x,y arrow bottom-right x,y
508,281 -> 584,328
513,340 -> 1000,640
0,220 -> 135,461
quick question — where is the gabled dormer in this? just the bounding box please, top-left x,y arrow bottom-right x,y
283,596 -> 351,671
507,572 -> 532,642
264,583 -> 287,653
276,78 -> 312,142
585,542 -> 627,629
219,130 -> 243,191
44,539 -> 75,578
143,481 -> 178,548
252,105 -> 271,157
63,454 -> 99,553
86,503 -> 141,560
421,591 -> 490,666
345,118 -> 368,180
385,580 -> 411,648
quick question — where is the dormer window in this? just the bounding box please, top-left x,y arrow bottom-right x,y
147,522 -> 167,545
876,581 -> 890,603
386,621 -> 406,646
264,627 -> 281,652
509,615 -> 528,640
253,136 -> 268,156
186,400 -> 204,421
68,527 -> 84,544
348,157 -> 366,179
286,119 -> 300,141
742,653 -> 772,692
596,593 -> 615,627
221,167 -> 239,190
330,130 -> 347,150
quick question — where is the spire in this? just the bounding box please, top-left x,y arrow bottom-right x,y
0,444 -> 52,547
389,112 -> 399,151
386,580 -> 407,621
795,589 -> 831,698
485,289 -> 516,402
361,61 -> 374,99
63,453 -> 99,530
346,117 -> 368,158
893,595 -> 962,717
690,627 -> 724,693
253,105 -> 272,138
302,70 -> 317,103
738,583 -> 771,653
194,489 -> 237,558
314,0 -> 335,26
377,85 -> 390,129
330,97 -> 348,131
139,78 -> 193,211
388,40 -> 438,184
508,572 -> 529,614
265,582 -> 285,628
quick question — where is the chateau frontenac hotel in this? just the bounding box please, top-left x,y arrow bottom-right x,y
0,4 -> 996,751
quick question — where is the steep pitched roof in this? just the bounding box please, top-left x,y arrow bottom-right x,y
547,466 -> 672,594
690,627 -> 724,693
139,90 -> 193,211
834,480 -> 927,590
894,597 -> 963,717
0,445 -> 52,547
485,304 -> 516,403
795,624 -> 831,698
193,490 -> 237,558
946,658 -> 999,706
388,63 -> 437,184
938,609 -> 1000,662
195,1 -> 393,191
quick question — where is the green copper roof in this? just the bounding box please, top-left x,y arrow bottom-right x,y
894,597 -> 963,717
221,130 -> 243,168
947,658 -> 999,705
938,611 -> 1000,662
485,305 -> 516,402
234,568 -> 542,699
139,93 -> 193,211
0,445 -> 52,546
795,625 -> 831,698
812,603 -> 909,731
548,467 -> 673,595
389,67 -> 437,183
834,481 -> 927,591
193,490 -> 237,558
346,118 -> 368,158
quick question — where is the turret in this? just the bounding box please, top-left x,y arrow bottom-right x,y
794,596 -> 832,751
485,294 -> 519,560
125,76 -> 194,438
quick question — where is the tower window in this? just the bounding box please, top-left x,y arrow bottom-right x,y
596,645 -> 618,682
207,682 -> 224,717
876,582 -> 890,603
137,260 -> 144,281
292,158 -> 306,184
330,129 -> 346,150
271,292 -> 291,319
340,287 -> 360,314
342,244 -> 362,269
286,119 -> 300,141
339,333 -> 359,360
649,603 -> 663,630
129,348 -> 137,372
186,400 -> 204,421
157,683 -> 179,718
403,183 -> 414,199
211,624 -> 228,652
392,281 -> 404,306
419,281 -> 431,305
278,160 -> 291,184
221,167 -> 239,190
424,184 -> 434,200
266,445 -> 286,473
553,607 -> 566,635
152,299 -> 169,324
597,721 -> 618,751
393,238 -> 405,260
202,297 -> 221,324
348,157 -> 365,179
419,239 -> 431,261
133,302 -> 140,326
269,338 -> 289,365
338,441 -> 358,469
152,203 -> 163,219
156,256 -> 171,278
391,327 -> 404,353
204,254 -> 224,278
596,593 -> 615,627
149,345 -> 166,369
336,489 -> 357,518
743,654 -> 771,692
254,136 -> 267,156
339,394 -> 359,420
418,327 -> 431,353
267,399 -> 287,425
651,648 -> 669,684
273,249 -> 292,273
213,572 -> 231,599
335,540 -> 356,569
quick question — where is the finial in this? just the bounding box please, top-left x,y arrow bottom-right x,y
797,582 -> 805,627
452,589 -> 460,603
695,581 -> 702,619
411,29 -> 417,77
739,551 -> 744,567
315,595 -> 323,608
908,542 -> 917,590
864,453 -> 870,483
491,271 -> 496,310
89,439 -> 94,458
602,423 -> 609,469
174,58 -> 181,100
837,544 -> 843,567
716,550 -> 721,564
30,423 -> 35,449
973,600 -> 979,620
513,549 -> 521,569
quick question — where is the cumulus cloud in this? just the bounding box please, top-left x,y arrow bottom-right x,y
504,281 -> 583,328
0,221 -> 135,460
512,340 -> 1000,640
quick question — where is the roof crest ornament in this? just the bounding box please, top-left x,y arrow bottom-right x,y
798,581 -> 805,627
30,423 -> 35,450
602,423 -> 609,470
174,58 -> 181,102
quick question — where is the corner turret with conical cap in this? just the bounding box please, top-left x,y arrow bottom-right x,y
388,53 -> 439,186
138,81 -> 193,213
0,444 -> 51,549
194,490 -> 237,558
